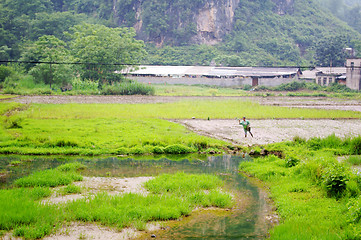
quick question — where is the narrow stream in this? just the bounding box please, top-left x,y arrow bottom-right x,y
0,155 -> 271,239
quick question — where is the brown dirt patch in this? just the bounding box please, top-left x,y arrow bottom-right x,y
43,176 -> 153,205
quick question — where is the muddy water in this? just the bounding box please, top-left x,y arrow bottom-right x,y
0,155 -> 272,239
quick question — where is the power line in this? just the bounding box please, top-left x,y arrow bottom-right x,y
0,60 -> 139,66
1,60 -> 360,69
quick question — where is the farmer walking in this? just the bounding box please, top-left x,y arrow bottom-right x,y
239,116 -> 253,137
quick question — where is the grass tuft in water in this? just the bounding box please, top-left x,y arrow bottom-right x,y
14,163 -> 85,188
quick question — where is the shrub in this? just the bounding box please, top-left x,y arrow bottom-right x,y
129,146 -> 145,155
71,78 -> 98,91
347,155 -> 361,165
350,137 -> 361,155
115,147 -> 129,155
322,164 -> 349,198
3,116 -> 23,129
293,136 -> 306,144
326,83 -> 353,93
242,84 -> 252,91
164,144 -> 194,154
0,65 -> 13,83
101,81 -> 155,95
285,155 -> 300,168
274,81 -> 306,91
54,139 -> 79,147
152,146 -> 165,154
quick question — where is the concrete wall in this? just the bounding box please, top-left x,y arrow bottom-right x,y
346,58 -> 361,90
129,76 -> 298,87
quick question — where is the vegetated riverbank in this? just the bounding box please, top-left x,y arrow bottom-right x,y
1,163 -> 234,239
239,135 -> 361,239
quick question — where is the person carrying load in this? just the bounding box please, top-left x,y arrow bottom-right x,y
239,116 -> 253,138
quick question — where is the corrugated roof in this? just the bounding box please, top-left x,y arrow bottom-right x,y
315,67 -> 346,75
126,66 -> 299,78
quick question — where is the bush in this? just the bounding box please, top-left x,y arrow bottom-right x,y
152,146 -> 165,154
326,83 -> 353,93
101,81 -> 155,95
322,164 -> 349,198
0,65 -> 13,83
164,144 -> 194,154
285,155 -> 300,167
274,81 -> 306,91
350,137 -> 361,155
71,78 -> 98,92
3,115 -> 23,129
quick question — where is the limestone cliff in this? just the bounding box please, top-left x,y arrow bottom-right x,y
193,0 -> 240,45
112,0 -> 295,46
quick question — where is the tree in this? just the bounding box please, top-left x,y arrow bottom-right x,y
68,23 -> 146,85
315,35 -> 348,67
20,35 -> 74,88
2,0 -> 53,17
351,39 -> 361,57
28,12 -> 84,41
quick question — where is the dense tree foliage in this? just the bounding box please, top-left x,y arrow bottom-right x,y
20,35 -> 74,88
317,0 -> 361,35
0,0 -> 361,68
68,23 -> 146,84
315,35 -> 349,67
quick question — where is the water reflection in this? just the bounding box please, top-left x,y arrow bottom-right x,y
0,155 -> 270,239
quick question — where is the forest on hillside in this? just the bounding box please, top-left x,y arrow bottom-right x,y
1,0 -> 361,67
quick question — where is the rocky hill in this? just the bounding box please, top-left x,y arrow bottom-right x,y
1,0 -> 360,66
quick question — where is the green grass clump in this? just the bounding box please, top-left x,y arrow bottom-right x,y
145,172 -> 223,194
0,188 -> 59,239
14,163 -> 84,188
64,192 -> 191,228
145,172 -> 233,208
347,155 -> 361,165
59,184 -> 82,195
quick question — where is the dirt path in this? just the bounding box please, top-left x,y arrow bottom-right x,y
178,119 -> 361,146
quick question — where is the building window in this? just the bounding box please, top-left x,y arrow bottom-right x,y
351,62 -> 354,70
323,77 -> 327,85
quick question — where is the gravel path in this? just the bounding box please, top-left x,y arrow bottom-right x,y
178,119 -> 361,146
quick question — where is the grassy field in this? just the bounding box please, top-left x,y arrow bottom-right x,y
153,84 -> 361,99
1,100 -> 361,156
0,95 -> 18,100
0,164 -> 232,239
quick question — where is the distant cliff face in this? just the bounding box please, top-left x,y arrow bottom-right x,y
272,0 -> 294,15
113,0 -> 295,46
193,0 -> 240,45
